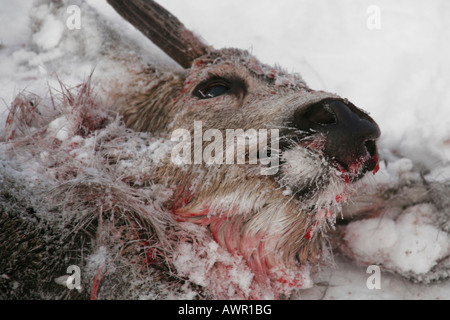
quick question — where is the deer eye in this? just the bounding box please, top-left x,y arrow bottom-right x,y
202,84 -> 230,98
192,76 -> 247,100
193,79 -> 230,99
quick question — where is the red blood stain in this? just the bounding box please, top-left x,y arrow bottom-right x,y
335,193 -> 344,203
304,227 -> 312,240
372,155 -> 380,175
193,59 -> 203,67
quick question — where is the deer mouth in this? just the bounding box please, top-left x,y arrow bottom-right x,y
276,131 -> 380,205
332,141 -> 380,183
299,135 -> 380,184
278,134 -> 380,193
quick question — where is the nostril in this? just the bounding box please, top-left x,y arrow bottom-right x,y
304,101 -> 337,125
293,100 -> 338,133
364,140 -> 377,157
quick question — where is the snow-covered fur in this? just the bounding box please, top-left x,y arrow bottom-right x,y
1,0 -> 449,299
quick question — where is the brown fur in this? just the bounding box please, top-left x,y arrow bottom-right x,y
4,0 -> 448,300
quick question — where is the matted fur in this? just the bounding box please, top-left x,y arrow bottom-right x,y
1,0 -> 449,300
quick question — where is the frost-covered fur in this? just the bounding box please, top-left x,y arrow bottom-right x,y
1,0 -> 449,300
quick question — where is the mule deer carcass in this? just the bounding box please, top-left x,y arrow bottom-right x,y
1,0 -> 449,300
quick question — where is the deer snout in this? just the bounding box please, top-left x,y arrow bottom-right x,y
293,98 -> 381,178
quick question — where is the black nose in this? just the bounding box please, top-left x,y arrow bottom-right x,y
292,98 -> 381,174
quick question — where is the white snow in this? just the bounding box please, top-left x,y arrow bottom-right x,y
345,218 -> 398,260
32,14 -> 65,50
344,204 -> 450,275
1,0 -> 449,299
47,116 -> 72,141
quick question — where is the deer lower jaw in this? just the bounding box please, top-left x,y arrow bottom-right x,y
173,203 -> 317,297
171,177 -> 343,296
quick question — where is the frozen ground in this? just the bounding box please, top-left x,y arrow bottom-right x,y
0,0 -> 449,299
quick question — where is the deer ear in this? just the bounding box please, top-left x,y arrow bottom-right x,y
107,0 -> 211,69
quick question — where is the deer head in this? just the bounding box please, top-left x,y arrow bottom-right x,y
107,0 -> 381,295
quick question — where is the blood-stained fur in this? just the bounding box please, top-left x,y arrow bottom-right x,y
0,0 -> 448,299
